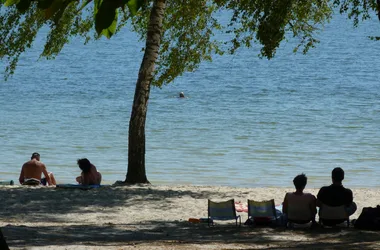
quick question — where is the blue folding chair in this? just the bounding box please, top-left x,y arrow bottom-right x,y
208,199 -> 241,227
248,199 -> 281,226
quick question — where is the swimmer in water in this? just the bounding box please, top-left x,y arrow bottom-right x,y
179,92 -> 185,98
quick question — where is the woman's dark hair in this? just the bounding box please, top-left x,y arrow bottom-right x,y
77,158 -> 92,173
293,173 -> 307,190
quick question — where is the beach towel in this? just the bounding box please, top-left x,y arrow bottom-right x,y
235,201 -> 248,212
56,184 -> 108,190
0,180 -> 14,186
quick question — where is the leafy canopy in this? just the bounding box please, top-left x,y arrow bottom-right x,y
1,0 -> 379,83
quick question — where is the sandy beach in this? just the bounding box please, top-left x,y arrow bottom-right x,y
1,184 -> 380,249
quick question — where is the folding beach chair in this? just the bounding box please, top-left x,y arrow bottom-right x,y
286,204 -> 315,228
319,204 -> 350,227
248,199 -> 280,226
208,199 -> 241,227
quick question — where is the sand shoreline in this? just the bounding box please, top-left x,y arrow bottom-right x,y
1,184 -> 380,249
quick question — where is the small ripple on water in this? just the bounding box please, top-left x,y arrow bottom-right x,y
95,146 -> 112,149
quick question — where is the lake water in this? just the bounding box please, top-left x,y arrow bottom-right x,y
1,13 -> 380,188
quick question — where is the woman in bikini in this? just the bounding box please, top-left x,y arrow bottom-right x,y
76,158 -> 102,185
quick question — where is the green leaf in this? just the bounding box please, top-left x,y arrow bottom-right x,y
101,10 -> 118,38
127,0 -> 143,16
53,1 -> 71,24
95,0 -> 118,37
16,0 -> 31,12
45,0 -> 63,19
4,0 -> 20,7
94,0 -> 101,15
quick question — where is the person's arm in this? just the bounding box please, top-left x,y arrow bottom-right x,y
282,193 -> 288,214
76,176 -> 82,184
316,188 -> 323,207
81,172 -> 89,185
310,195 -> 317,215
41,164 -> 52,185
346,189 -> 353,206
316,199 -> 322,207
19,165 -> 25,184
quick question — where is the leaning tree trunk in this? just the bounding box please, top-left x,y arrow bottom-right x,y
125,0 -> 166,184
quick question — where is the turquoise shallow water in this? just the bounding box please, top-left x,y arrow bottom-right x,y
1,13 -> 380,188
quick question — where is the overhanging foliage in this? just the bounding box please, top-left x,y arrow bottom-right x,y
1,0 -> 379,83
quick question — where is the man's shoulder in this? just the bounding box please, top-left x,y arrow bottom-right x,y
301,193 -> 316,202
22,160 -> 32,168
304,192 -> 316,198
22,160 -> 32,165
37,161 -> 46,168
317,186 -> 331,199
343,186 -> 353,194
26,160 -> 46,169
318,185 -> 330,192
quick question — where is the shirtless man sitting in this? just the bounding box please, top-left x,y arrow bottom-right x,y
19,152 -> 57,186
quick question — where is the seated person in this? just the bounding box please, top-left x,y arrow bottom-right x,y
317,167 -> 357,226
76,158 -> 102,185
19,152 -> 57,186
282,173 -> 317,224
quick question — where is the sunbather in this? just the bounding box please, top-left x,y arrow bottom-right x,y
19,152 -> 57,186
76,158 -> 102,185
282,173 -> 317,224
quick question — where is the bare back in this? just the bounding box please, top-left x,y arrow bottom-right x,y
284,192 -> 317,221
81,164 -> 101,185
19,159 -> 48,184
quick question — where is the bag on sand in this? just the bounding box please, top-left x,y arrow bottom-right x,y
354,206 -> 380,230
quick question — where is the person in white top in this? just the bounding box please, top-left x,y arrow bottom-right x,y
282,173 -> 317,224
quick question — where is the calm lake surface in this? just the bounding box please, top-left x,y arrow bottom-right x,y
1,13 -> 380,188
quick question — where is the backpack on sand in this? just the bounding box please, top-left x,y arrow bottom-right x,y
354,206 -> 380,230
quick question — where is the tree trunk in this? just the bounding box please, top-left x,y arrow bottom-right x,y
125,0 -> 166,184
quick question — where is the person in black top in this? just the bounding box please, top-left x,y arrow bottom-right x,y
317,167 -> 357,225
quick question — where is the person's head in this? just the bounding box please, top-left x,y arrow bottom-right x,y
179,92 -> 185,98
332,167 -> 344,183
293,173 -> 307,191
31,152 -> 40,161
77,158 -> 92,173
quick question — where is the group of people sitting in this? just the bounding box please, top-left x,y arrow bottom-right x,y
19,152 -> 356,226
18,152 -> 102,186
282,167 -> 356,226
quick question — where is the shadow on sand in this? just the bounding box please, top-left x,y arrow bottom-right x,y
0,186 -> 380,249
0,185 -> 220,223
3,221 -> 380,249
